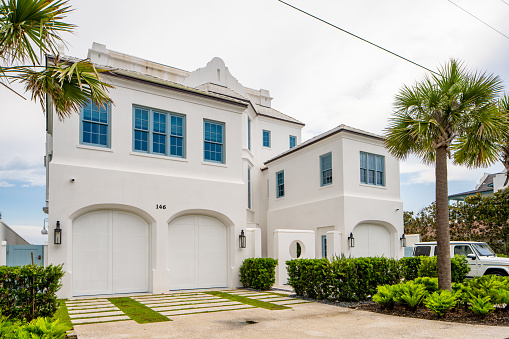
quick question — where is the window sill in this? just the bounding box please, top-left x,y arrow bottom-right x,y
262,146 -> 271,150
319,184 -> 333,190
202,161 -> 227,168
359,183 -> 387,190
77,144 -> 113,152
130,152 -> 188,162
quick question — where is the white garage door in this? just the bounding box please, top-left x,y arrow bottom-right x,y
73,210 -> 149,296
353,224 -> 391,258
168,215 -> 228,290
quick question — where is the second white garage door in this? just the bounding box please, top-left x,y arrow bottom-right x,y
352,224 -> 391,258
168,215 -> 228,290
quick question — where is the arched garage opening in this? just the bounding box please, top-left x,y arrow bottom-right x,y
72,210 -> 149,296
352,222 -> 393,258
168,215 -> 228,290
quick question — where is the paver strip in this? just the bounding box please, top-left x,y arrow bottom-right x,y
161,304 -> 254,316
66,299 -> 130,325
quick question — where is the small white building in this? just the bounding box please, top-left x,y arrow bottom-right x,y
44,43 -> 403,297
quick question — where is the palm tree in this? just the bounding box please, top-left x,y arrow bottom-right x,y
0,0 -> 112,119
384,59 -> 507,291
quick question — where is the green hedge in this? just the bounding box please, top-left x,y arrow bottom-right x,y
239,258 -> 278,290
287,257 -> 400,301
0,264 -> 65,321
286,256 -> 470,302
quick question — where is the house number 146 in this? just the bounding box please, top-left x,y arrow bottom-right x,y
156,204 -> 166,209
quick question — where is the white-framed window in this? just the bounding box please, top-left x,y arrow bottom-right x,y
276,170 -> 284,198
360,152 -> 385,186
320,152 -> 332,186
248,166 -> 252,209
204,119 -> 225,163
133,106 -> 185,157
263,130 -> 271,148
81,101 -> 110,147
248,117 -> 251,151
321,235 -> 327,258
289,135 -> 296,149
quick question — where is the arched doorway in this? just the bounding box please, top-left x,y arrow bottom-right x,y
72,210 -> 149,296
168,215 -> 228,290
352,223 -> 391,257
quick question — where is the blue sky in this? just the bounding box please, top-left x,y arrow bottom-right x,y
1,0 -> 508,244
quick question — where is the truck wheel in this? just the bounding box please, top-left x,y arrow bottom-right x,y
484,269 -> 508,276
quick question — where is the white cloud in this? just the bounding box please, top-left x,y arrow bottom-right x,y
0,181 -> 14,187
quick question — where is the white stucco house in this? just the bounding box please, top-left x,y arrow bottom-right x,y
44,43 -> 403,298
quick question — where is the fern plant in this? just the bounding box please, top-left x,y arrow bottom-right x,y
424,290 -> 457,317
414,277 -> 438,295
468,295 -> 495,316
397,281 -> 427,311
372,285 -> 395,310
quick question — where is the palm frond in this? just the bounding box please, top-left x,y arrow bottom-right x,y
0,0 -> 75,65
14,58 -> 113,119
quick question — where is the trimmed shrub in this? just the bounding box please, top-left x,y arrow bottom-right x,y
468,295 -> 495,315
0,264 -> 64,321
239,258 -> 278,290
399,257 -> 422,281
286,256 -> 401,302
416,255 -> 469,283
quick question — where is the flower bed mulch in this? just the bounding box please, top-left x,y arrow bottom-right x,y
356,303 -> 509,327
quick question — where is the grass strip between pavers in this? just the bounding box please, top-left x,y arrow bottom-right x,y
206,291 -> 290,310
54,299 -> 73,331
108,297 -> 171,324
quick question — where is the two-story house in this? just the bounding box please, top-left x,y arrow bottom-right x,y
44,43 -> 403,298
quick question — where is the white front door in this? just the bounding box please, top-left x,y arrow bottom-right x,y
353,224 -> 391,257
73,210 -> 149,296
168,215 -> 228,290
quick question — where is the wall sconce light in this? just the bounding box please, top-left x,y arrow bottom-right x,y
54,221 -> 62,245
239,230 -> 246,248
400,234 -> 406,247
348,232 -> 355,248
41,218 -> 48,235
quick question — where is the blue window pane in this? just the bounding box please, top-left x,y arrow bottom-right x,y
153,112 -> 166,134
263,130 -> 270,147
170,136 -> 183,157
153,133 -> 166,154
134,130 -> 148,151
83,105 -> 91,120
135,109 -> 149,131
290,136 -> 296,149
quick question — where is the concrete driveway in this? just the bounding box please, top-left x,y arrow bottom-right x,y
72,300 -> 508,338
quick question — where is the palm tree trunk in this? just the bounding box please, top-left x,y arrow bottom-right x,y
435,146 -> 452,291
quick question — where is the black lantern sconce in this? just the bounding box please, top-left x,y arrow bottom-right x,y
347,232 -> 355,248
54,221 -> 62,245
400,234 -> 406,247
239,230 -> 246,248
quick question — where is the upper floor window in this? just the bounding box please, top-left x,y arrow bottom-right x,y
81,101 -> 110,147
133,106 -> 185,157
276,170 -> 285,198
360,152 -> 384,186
204,120 -> 225,163
263,130 -> 271,148
247,117 -> 252,151
320,153 -> 332,186
248,166 -> 252,209
289,135 -> 296,149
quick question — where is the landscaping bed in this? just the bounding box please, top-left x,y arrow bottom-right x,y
356,302 -> 509,327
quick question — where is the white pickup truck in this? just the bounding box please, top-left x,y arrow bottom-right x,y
413,241 -> 509,277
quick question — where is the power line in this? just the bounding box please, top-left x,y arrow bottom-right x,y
277,0 -> 438,75
447,0 -> 509,40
